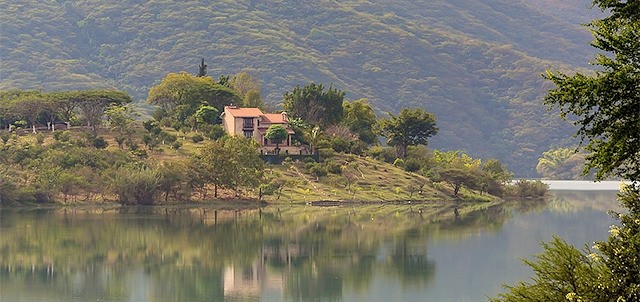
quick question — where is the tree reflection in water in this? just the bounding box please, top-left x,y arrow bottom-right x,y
1,204 -> 515,302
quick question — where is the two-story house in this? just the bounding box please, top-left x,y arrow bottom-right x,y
221,105 -> 305,155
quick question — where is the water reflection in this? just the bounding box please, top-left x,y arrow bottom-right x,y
0,191 -> 621,302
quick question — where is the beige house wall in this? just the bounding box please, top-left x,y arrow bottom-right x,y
222,106 -> 310,155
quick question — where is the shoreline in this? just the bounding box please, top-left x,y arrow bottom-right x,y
0,198 -> 507,224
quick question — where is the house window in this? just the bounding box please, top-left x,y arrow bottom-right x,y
243,131 -> 253,139
243,118 -> 253,128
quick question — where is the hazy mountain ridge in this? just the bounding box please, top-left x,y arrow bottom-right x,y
0,0 -> 597,175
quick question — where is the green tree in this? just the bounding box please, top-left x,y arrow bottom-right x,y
342,98 -> 378,145
105,105 -> 136,149
494,1 -> 640,301
229,71 -> 265,109
543,1 -> 640,182
194,105 -> 219,126
147,72 -> 240,125
377,108 -> 439,158
57,172 -> 86,203
190,136 -> 264,198
282,83 -> 345,126
230,71 -> 261,98
112,164 -> 160,205
536,148 -> 586,180
222,136 -> 264,195
265,124 -> 288,151
242,89 -> 265,109
439,168 -> 479,196
71,90 -> 133,133
156,160 -> 187,202
197,58 -> 207,77
10,95 -> 46,134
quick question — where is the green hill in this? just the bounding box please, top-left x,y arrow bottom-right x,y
0,0 -> 599,176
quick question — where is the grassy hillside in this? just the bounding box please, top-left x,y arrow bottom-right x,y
3,127 -> 503,205
0,0 -> 597,176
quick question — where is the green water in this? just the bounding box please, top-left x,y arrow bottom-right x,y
0,189 -> 621,302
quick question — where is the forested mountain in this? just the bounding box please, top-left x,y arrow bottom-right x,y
0,0 -> 599,176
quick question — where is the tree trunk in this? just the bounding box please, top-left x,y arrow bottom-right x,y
396,144 -> 407,158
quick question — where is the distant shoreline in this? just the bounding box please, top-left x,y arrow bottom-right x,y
541,180 -> 626,191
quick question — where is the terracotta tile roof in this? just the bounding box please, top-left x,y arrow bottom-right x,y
261,113 -> 287,124
224,106 -> 264,117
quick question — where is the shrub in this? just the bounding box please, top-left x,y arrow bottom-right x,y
505,180 -> 548,199
202,124 -> 225,140
404,158 -> 421,172
368,146 -> 396,163
318,147 -> 335,161
112,164 -> 159,205
53,131 -> 71,142
131,149 -> 148,158
349,140 -> 368,155
160,131 -> 177,144
92,136 -> 108,149
325,161 -> 342,174
171,140 -> 182,150
35,133 -> 45,145
0,131 -> 10,144
309,164 -> 328,178
191,134 -> 204,143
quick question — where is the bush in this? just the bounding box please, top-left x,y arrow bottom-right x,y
325,161 -> 343,175
53,130 -> 71,142
368,146 -> 396,163
328,135 -> 351,153
160,131 -> 177,144
171,140 -> 182,150
349,140 -> 368,155
506,180 -> 548,199
35,133 -> 45,145
309,164 -> 328,178
92,136 -> 108,149
112,164 -> 159,205
202,124 -> 225,140
318,147 -> 335,161
131,149 -> 148,158
191,134 -> 204,143
404,158 -> 421,172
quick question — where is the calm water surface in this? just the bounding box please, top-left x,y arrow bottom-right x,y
0,185 -> 622,302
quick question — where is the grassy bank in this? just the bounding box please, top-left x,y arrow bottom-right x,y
1,126 -> 512,207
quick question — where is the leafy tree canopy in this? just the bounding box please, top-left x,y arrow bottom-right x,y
494,1 -> 640,301
377,108 -> 438,158
282,83 -> 345,126
544,0 -> 640,181
265,124 -> 288,147
342,98 -> 378,145
194,105 -> 219,126
147,72 -> 240,126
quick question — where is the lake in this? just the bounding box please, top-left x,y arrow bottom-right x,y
0,183 -> 623,302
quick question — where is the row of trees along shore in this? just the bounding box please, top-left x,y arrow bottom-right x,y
1,68 -> 546,205
492,0 -> 639,301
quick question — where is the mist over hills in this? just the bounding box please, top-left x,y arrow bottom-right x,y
0,0 -> 599,176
